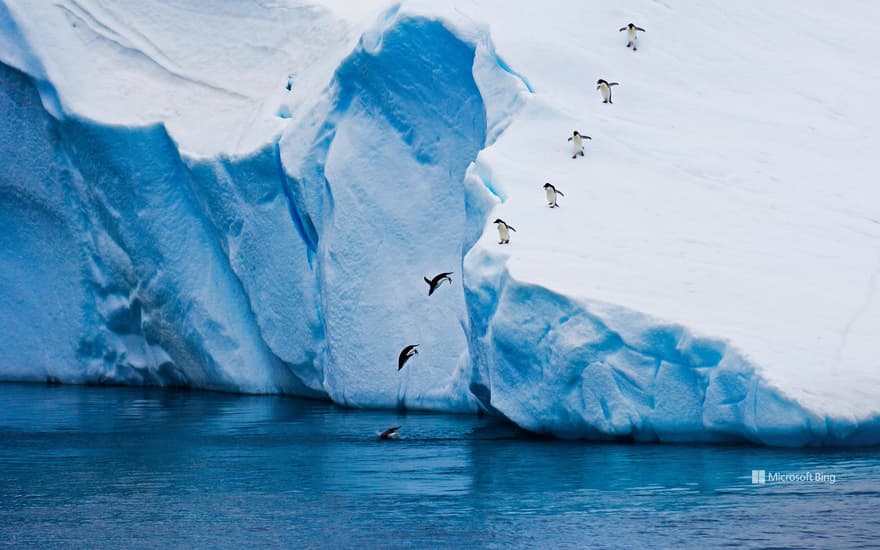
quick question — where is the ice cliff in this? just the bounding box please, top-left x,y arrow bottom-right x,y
2,0 -> 879,446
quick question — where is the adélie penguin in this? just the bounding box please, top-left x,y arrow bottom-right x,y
378,426 -> 401,440
596,79 -> 619,104
567,130 -> 592,159
424,272 -> 453,296
493,218 -> 516,244
543,182 -> 564,208
398,344 -> 419,370
618,23 -> 646,50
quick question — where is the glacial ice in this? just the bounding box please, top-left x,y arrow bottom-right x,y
1,0 -> 879,445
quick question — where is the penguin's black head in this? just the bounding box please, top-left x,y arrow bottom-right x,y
493,218 -> 505,225
597,79 -> 607,85
573,130 -> 580,136
628,23 -> 635,29
543,182 -> 553,189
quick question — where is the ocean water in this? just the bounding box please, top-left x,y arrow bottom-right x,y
1,383 -> 879,549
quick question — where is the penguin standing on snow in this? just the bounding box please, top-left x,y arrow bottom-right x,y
567,130 -> 592,159
493,218 -> 516,244
619,23 -> 646,51
543,183 -> 564,208
596,79 -> 619,104
398,344 -> 419,370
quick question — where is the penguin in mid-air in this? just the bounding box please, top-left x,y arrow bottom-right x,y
596,79 -> 619,104
493,218 -> 516,244
567,130 -> 592,159
424,272 -> 453,296
398,344 -> 419,370
543,183 -> 564,208
378,426 -> 401,440
619,23 -> 646,51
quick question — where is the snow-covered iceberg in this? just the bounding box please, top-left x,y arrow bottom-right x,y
2,0 -> 879,446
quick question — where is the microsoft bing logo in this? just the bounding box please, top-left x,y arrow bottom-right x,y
750,469 -> 836,485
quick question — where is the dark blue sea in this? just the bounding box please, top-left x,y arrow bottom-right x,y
1,383 -> 879,549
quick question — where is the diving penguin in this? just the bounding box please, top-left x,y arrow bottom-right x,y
493,219 -> 516,244
398,344 -> 419,371
424,272 -> 454,296
567,130 -> 592,159
596,79 -> 619,104
543,183 -> 564,208
618,23 -> 646,51
378,426 -> 401,440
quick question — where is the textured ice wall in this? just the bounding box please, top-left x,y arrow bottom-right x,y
0,14 -> 512,408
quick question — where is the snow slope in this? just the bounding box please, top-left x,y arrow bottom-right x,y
1,0 -> 879,445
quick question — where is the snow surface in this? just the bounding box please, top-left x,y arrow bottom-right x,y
1,0 -> 879,445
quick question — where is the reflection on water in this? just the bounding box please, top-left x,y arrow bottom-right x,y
1,383 -> 879,548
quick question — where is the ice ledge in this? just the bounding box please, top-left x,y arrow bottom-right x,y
462,248 -> 880,446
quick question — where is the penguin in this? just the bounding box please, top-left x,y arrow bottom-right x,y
596,79 -> 619,104
543,183 -> 564,208
378,426 -> 401,440
398,344 -> 419,370
567,130 -> 592,159
424,272 -> 453,296
285,73 -> 294,91
618,23 -> 646,51
493,218 -> 516,244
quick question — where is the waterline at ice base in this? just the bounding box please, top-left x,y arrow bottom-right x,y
2,0 -> 879,446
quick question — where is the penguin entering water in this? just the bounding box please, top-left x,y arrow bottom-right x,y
543,183 -> 564,208
398,344 -> 419,370
378,426 -> 401,440
618,23 -> 646,51
596,79 -> 619,104
567,130 -> 592,159
493,218 -> 516,244
424,272 -> 453,296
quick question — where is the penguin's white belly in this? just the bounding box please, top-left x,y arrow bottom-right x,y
545,188 -> 555,203
572,135 -> 583,152
627,29 -> 637,42
600,85 -> 611,100
497,225 -> 510,240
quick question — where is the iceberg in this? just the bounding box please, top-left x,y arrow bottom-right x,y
1,0 -> 879,445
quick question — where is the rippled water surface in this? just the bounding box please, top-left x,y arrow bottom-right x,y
1,383 -> 879,548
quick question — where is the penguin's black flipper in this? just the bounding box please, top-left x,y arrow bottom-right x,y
636,26 -> 646,32
567,137 -> 573,141
609,82 -> 619,87
508,225 -> 516,232
556,190 -> 565,196
584,135 -> 592,140
619,26 -> 626,31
